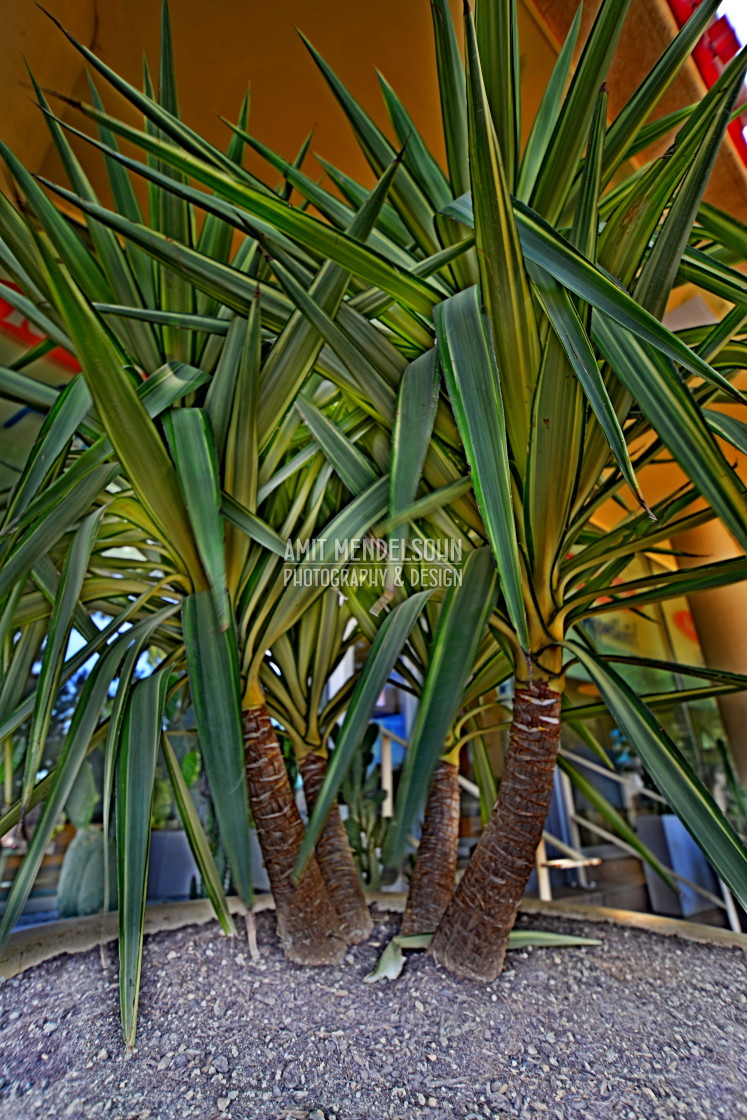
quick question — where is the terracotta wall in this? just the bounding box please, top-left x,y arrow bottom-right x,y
533,0 -> 747,222
1,0 -> 462,197
0,0 -> 557,202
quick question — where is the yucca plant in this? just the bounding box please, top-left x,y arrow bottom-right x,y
392,551 -> 504,938
0,289 -> 406,1040
226,0 -> 747,979
262,589 -> 374,943
0,5 -> 438,1039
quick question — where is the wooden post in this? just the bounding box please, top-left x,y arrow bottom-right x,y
535,837 -> 553,902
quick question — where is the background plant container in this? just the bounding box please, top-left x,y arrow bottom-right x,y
145,828 -> 273,901
146,830 -> 200,902
638,813 -> 720,918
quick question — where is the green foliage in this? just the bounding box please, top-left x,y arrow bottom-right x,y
149,775 -> 173,830
341,725 -> 391,891
65,759 -> 99,830
181,749 -> 201,788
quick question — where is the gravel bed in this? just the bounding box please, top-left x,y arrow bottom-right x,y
0,908 -> 745,1120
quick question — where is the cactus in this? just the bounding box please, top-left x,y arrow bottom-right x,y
57,827 -> 117,917
64,760 -> 99,830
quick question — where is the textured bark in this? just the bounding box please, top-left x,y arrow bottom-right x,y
401,758 -> 460,936
243,706 -> 345,965
299,751 -> 373,944
430,681 -> 561,980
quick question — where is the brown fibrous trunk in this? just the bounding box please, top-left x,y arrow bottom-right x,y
401,758 -> 460,936
299,750 -> 373,944
243,706 -> 345,965
430,680 -> 561,981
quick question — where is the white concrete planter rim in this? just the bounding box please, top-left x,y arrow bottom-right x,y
2,893 -> 745,982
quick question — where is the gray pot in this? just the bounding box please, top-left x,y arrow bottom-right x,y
637,814 -> 719,918
147,830 -> 199,901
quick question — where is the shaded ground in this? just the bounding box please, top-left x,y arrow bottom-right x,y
0,907 -> 745,1120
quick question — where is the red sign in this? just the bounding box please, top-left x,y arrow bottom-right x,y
667,2 -> 747,165
0,280 -> 80,373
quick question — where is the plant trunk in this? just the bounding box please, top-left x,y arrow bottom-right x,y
401,758 -> 460,936
299,750 -> 373,944
242,705 -> 345,965
430,680 -> 561,980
